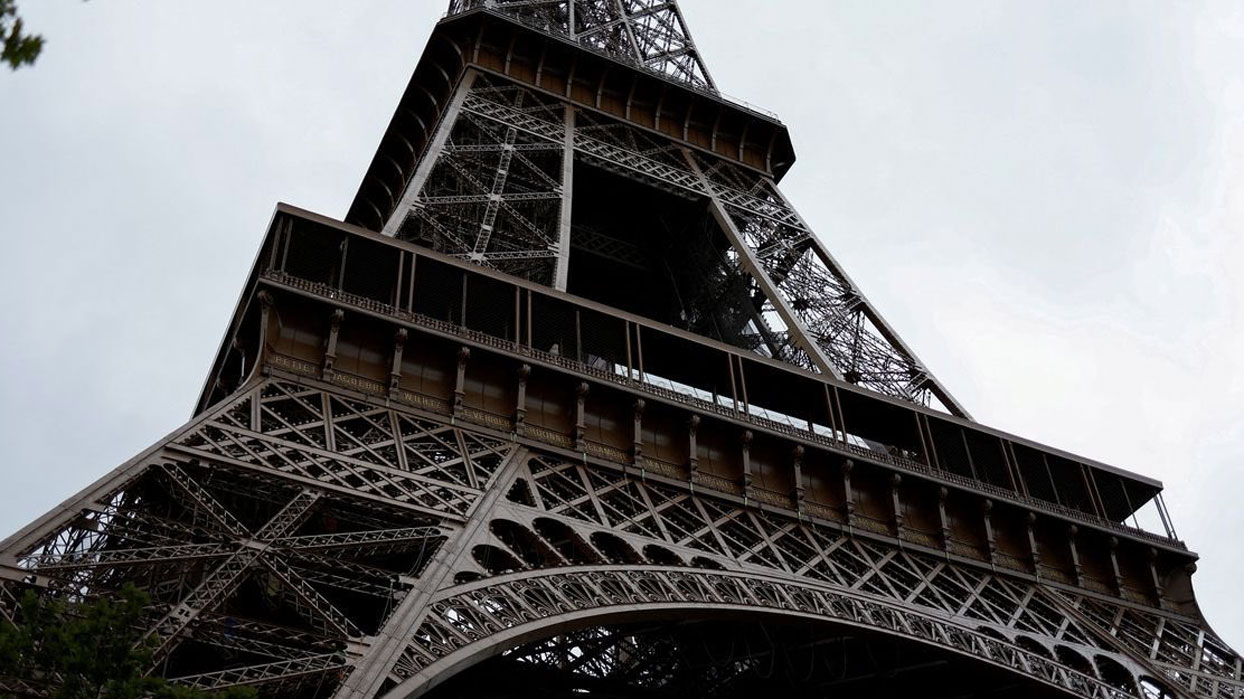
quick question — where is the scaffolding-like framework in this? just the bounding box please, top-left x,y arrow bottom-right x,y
0,3 -> 1234,699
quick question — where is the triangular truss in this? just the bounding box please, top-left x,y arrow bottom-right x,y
0,378 -> 516,694
4,3 -> 1238,699
384,72 -> 970,416
396,75 -> 571,286
2,372 -> 1236,696
375,449 -> 1231,698
448,0 -> 717,92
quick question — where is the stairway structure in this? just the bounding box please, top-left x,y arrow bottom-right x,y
1,3 -> 1235,698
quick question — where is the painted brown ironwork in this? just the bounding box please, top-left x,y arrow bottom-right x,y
381,64 -> 968,414
447,0 -> 717,93
1,2 -> 1235,699
2,370 -> 1226,697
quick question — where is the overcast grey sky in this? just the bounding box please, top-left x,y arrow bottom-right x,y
2,0 -> 1242,650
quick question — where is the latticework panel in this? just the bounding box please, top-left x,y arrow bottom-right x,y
0,378 -> 518,696
394,567 -> 1137,699
1059,591 -> 1244,699
385,71 -> 967,416
447,0 -> 716,92
2,378 -> 1230,699
395,76 -> 570,285
369,449 -> 1235,699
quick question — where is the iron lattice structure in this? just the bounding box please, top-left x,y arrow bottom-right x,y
447,0 -> 717,92
1,3 -> 1237,699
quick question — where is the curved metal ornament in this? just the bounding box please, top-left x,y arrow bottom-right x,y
390,566 -> 1132,699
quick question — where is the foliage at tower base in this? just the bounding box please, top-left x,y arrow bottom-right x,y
0,584 -> 256,699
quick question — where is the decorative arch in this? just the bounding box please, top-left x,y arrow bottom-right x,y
489,518 -> 560,568
589,531 -> 642,564
1017,635 -> 1056,660
1057,645 -> 1097,676
533,517 -> 602,565
382,566 -> 1137,699
1095,655 -> 1136,692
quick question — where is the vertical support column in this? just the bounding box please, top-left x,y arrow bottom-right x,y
1026,512 -> 1041,576
1068,525 -> 1084,586
278,217 -> 293,273
266,219 -> 284,272
982,499 -> 997,565
1148,548 -> 1164,600
406,252 -> 418,314
687,415 -> 700,484
389,329 -> 407,394
257,290 -> 274,349
792,445 -> 806,514
841,460 -> 856,527
381,71 -> 479,237
623,321 -> 634,380
1109,537 -> 1124,595
392,249 -> 405,310
631,399 -> 645,468
515,364 -> 530,434
937,487 -> 951,551
890,475 -> 905,538
323,309 -> 344,381
740,430 -> 754,498
247,290 -> 275,428
634,325 -> 645,382
254,290 -> 275,388
336,237 -> 349,290
573,382 -> 589,451
453,347 -> 470,416
553,107 -> 576,291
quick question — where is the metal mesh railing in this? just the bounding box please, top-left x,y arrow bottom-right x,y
259,248 -> 1186,551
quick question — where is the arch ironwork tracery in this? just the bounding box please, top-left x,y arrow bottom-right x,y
386,566 -> 1134,699
1,2 -> 1235,698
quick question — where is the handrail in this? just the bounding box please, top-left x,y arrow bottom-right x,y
259,270 -> 1186,551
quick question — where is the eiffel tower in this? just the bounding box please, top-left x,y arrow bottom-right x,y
1,2 -> 1236,698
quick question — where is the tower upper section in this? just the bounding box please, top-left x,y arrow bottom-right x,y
344,2 -> 974,417
347,0 -> 794,236
447,0 -> 717,93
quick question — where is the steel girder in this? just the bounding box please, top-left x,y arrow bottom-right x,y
0,375 -> 1232,698
2,5 -> 1224,699
382,72 -> 969,417
372,449 -> 1233,699
0,378 -> 517,696
356,442 -> 1177,699
447,0 -> 716,93
386,76 -> 571,286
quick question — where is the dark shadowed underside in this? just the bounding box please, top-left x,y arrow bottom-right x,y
422,617 -> 1074,699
